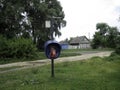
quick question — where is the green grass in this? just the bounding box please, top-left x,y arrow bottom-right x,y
62,48 -> 113,52
0,48 -> 113,64
0,66 -> 23,71
0,50 -> 81,64
0,56 -> 120,90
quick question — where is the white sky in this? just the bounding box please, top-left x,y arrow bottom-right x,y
56,0 -> 120,41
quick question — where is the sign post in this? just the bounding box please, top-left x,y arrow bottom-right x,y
45,16 -> 62,77
51,59 -> 54,77
50,46 -> 56,77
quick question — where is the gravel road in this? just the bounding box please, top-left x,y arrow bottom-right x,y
0,51 -> 112,73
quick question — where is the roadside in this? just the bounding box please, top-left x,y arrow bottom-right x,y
0,51 -> 112,73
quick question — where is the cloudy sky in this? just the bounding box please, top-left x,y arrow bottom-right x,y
56,0 -> 120,41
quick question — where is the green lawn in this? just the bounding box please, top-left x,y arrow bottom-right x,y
0,48 -> 113,64
0,49 -> 81,64
0,56 -> 120,90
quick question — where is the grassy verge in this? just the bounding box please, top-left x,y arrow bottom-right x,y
62,48 -> 113,52
0,56 -> 120,90
0,48 -> 113,64
0,50 -> 81,64
0,66 -> 23,71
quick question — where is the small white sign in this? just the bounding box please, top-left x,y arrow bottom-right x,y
45,20 -> 51,28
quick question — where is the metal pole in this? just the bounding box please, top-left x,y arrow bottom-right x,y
51,59 -> 54,77
50,16 -> 54,77
50,18 -> 54,40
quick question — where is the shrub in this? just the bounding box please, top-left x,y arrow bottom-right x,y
0,36 -> 37,59
0,35 -> 9,58
105,52 -> 120,61
115,45 -> 120,55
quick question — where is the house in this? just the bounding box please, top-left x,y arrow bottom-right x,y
69,36 -> 91,49
59,40 -> 69,49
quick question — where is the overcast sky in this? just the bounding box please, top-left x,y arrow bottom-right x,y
56,0 -> 120,41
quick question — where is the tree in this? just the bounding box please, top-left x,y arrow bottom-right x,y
0,0 -> 66,49
96,23 -> 110,35
92,23 -> 120,49
107,27 -> 119,48
91,32 -> 102,49
24,0 -> 66,49
92,23 -> 109,48
0,0 -> 25,38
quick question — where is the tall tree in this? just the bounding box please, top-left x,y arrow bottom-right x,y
0,0 -> 25,38
96,23 -> 110,35
0,0 -> 66,49
92,23 -> 119,49
107,27 -> 119,48
92,23 -> 110,48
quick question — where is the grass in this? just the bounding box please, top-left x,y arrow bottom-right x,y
0,48 -> 113,64
0,56 -> 120,90
0,66 -> 23,72
62,48 -> 113,52
0,49 -> 81,64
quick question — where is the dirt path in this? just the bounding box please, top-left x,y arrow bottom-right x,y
0,51 -> 112,73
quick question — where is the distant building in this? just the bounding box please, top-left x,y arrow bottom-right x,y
59,40 -> 69,49
69,36 -> 91,49
59,36 -> 91,49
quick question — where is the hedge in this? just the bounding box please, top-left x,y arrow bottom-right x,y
0,35 -> 37,59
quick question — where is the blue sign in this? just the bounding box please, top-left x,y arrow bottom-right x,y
44,40 -> 61,59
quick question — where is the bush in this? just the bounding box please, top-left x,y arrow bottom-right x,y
115,45 -> 120,55
0,35 -> 9,58
0,36 -> 37,59
104,52 -> 120,61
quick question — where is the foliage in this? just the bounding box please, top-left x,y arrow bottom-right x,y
0,35 -> 37,59
107,27 -> 119,48
0,48 -> 83,64
0,0 -> 66,50
91,23 -> 120,49
0,57 -> 120,90
91,32 -> 102,49
104,52 -> 120,61
115,45 -> 120,55
91,23 -> 109,49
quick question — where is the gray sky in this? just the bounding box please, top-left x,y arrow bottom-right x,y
56,0 -> 120,41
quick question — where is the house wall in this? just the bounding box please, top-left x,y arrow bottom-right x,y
79,44 -> 91,49
61,44 -> 68,49
68,44 -> 91,49
68,45 -> 78,49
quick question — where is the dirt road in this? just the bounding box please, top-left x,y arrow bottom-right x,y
0,51 -> 112,73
